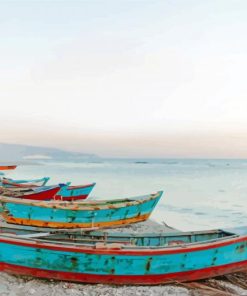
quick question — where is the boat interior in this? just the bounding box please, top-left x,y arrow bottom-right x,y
0,225 -> 240,248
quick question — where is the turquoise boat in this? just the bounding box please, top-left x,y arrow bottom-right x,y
54,182 -> 96,200
0,191 -> 163,228
2,178 -> 96,201
0,225 -> 246,284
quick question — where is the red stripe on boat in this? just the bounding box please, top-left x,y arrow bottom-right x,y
53,195 -> 88,201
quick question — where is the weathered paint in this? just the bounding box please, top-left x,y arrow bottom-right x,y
55,183 -> 96,201
2,213 -> 150,228
0,226 -> 247,284
0,191 -> 163,229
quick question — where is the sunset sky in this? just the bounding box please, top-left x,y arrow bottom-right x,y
1,0 -> 247,157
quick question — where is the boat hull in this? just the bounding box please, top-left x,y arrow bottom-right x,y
1,186 -> 61,201
55,183 -> 96,201
1,260 -> 247,285
2,213 -> 150,228
17,187 -> 61,200
0,232 -> 247,285
0,191 -> 162,228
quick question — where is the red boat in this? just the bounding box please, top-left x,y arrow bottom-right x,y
0,165 -> 17,170
0,186 -> 61,201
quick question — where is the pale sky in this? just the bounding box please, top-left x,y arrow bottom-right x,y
1,0 -> 247,157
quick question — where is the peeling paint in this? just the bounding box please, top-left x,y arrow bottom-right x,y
0,191 -> 163,229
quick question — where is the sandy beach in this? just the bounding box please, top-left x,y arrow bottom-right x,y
2,0 -> 247,293
0,219 -> 246,296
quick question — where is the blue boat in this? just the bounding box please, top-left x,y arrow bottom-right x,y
55,182 -> 96,200
0,224 -> 246,284
0,191 -> 163,228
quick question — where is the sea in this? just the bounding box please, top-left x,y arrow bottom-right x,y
4,158 -> 247,232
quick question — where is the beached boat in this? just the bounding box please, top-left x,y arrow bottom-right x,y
0,225 -> 246,284
2,178 -> 95,201
1,177 -> 50,187
2,181 -> 95,201
0,191 -> 163,228
0,185 -> 62,201
0,165 -> 17,170
55,182 -> 96,200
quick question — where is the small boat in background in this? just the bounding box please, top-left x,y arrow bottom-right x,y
0,224 -> 246,284
0,165 -> 17,170
55,182 -> 96,201
1,180 -> 96,201
2,177 -> 50,188
1,177 -> 95,201
0,191 -> 163,229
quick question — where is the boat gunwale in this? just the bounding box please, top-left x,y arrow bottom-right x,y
2,177 -> 49,184
0,230 -> 245,256
0,223 -> 232,236
1,185 -> 61,197
0,225 -> 235,237
67,182 -> 96,190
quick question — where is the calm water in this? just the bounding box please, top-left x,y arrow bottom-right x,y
4,159 -> 247,231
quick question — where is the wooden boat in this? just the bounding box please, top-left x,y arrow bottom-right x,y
2,182 -> 96,201
0,185 -> 62,201
0,225 -> 246,284
55,182 -> 96,200
0,191 -> 163,229
1,177 -> 50,188
0,165 -> 17,170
